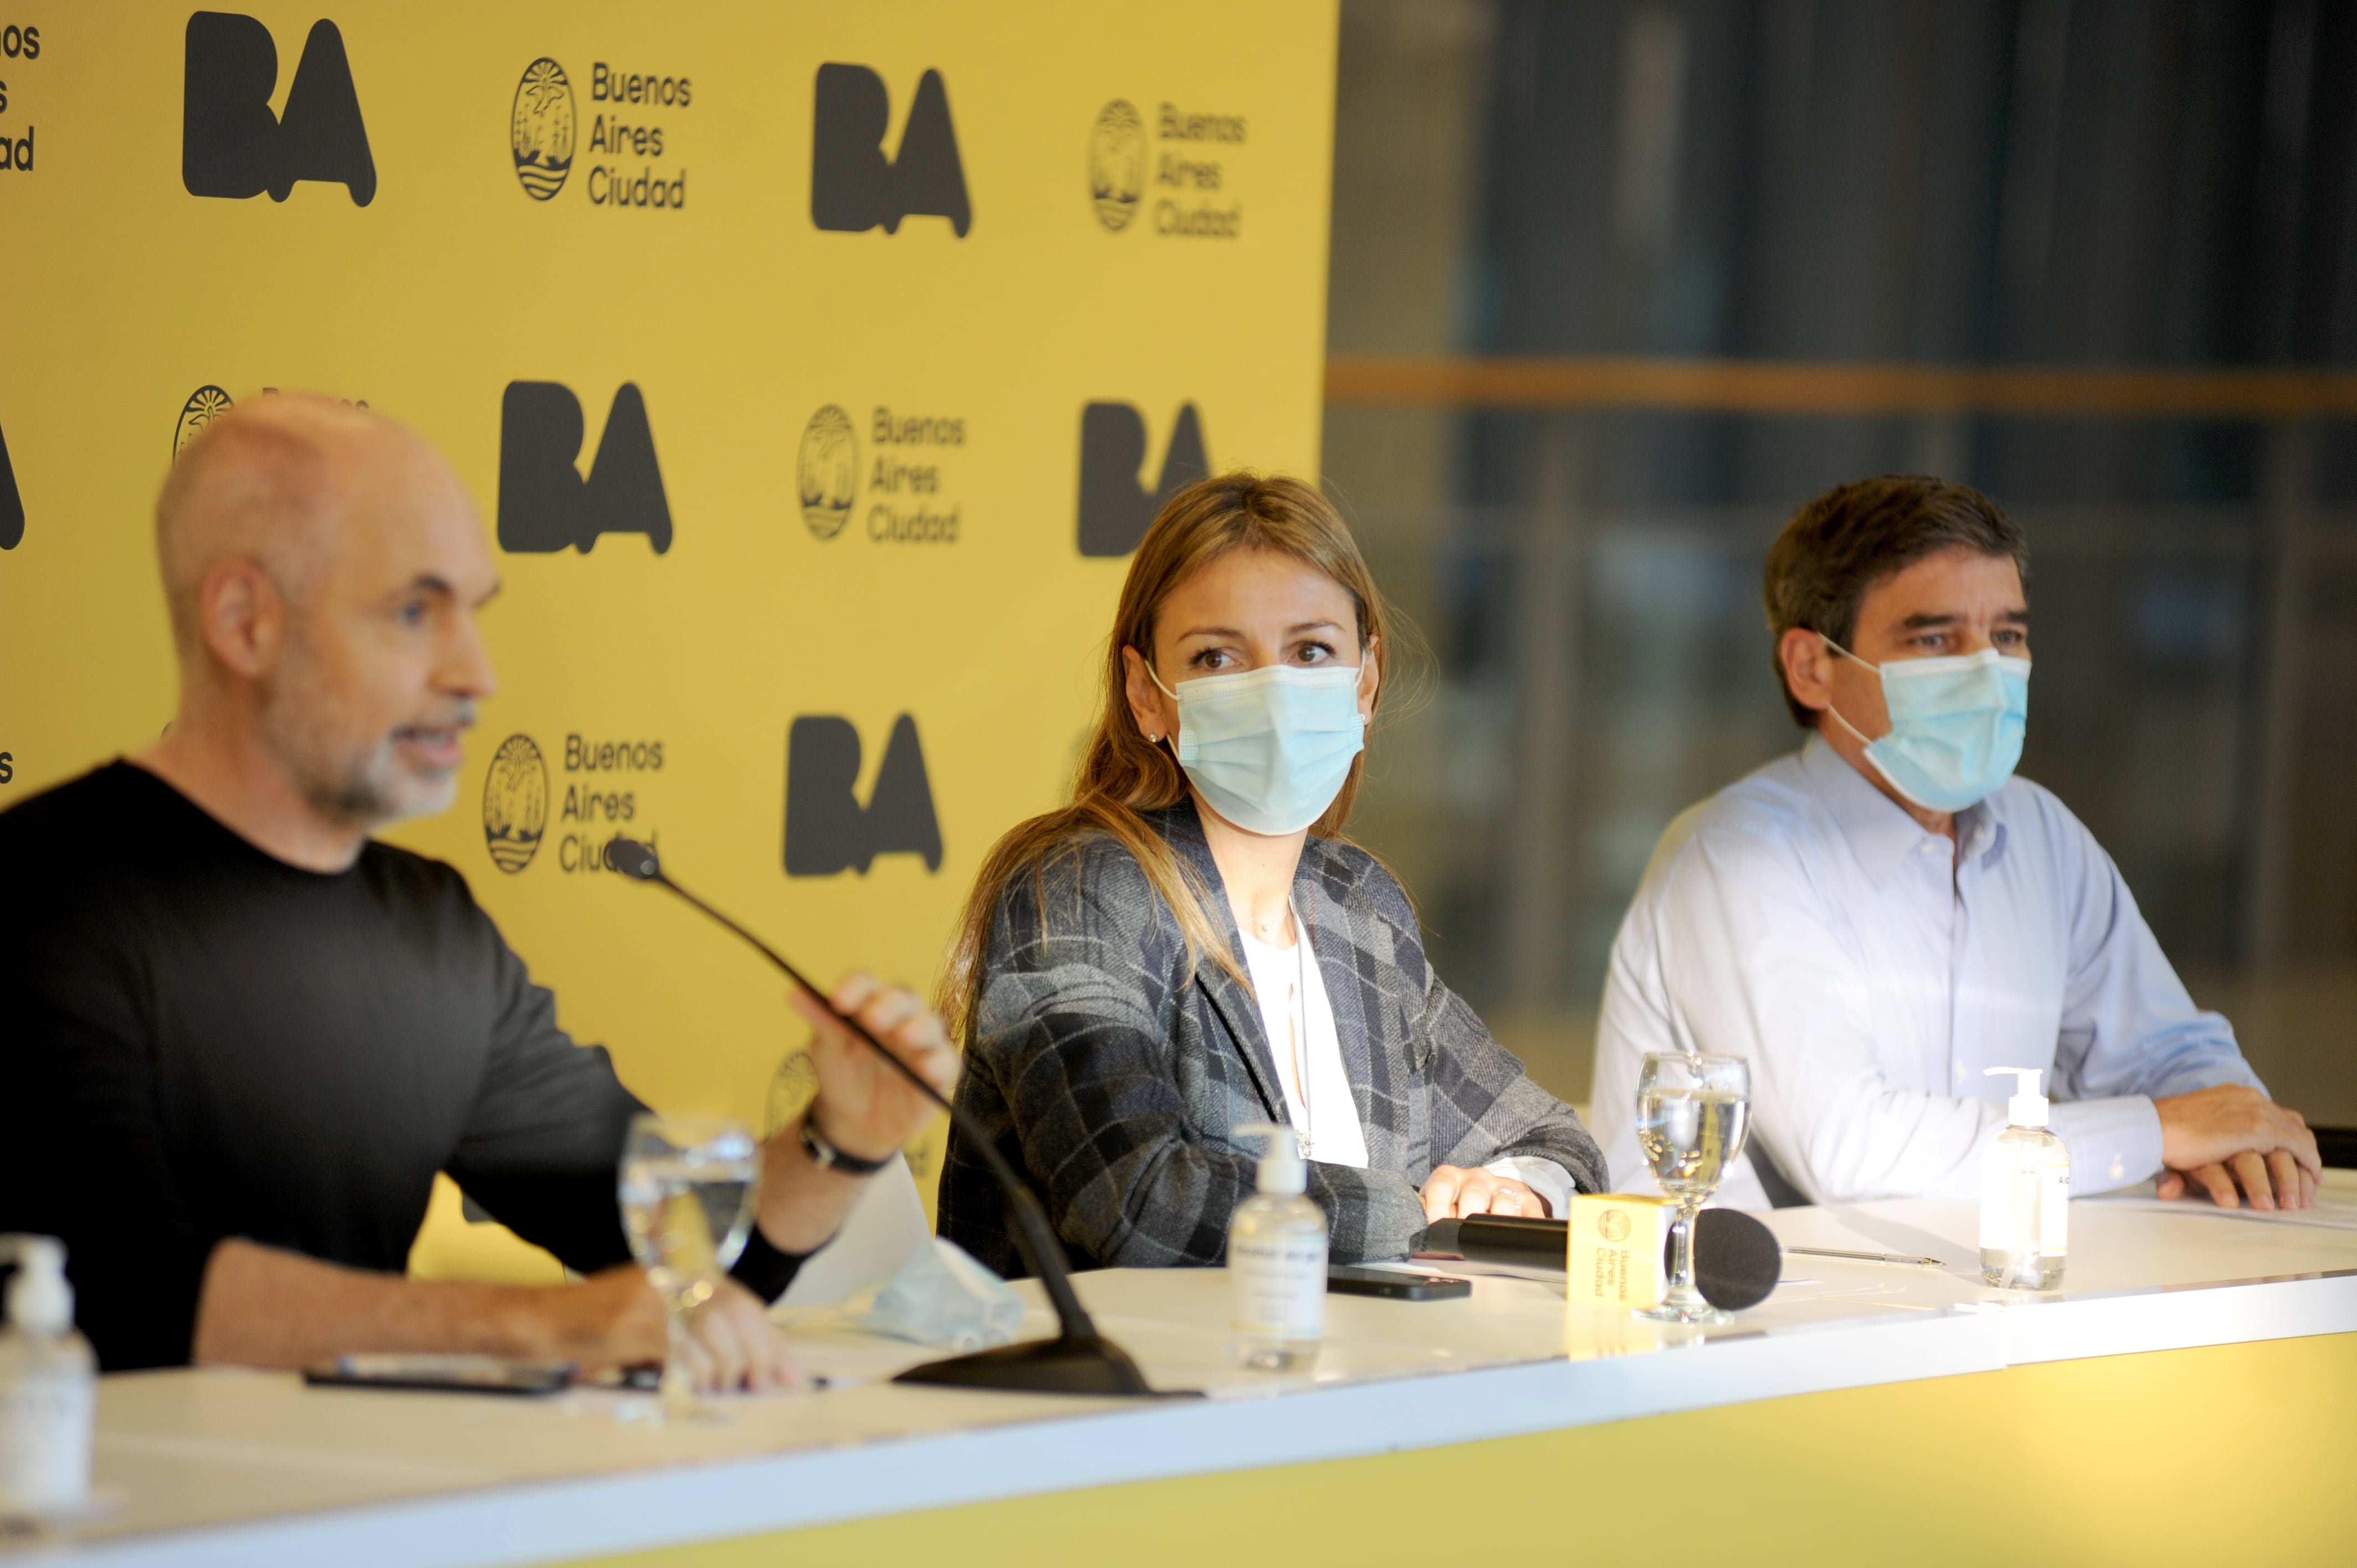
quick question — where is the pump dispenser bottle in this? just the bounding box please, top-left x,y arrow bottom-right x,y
0,1235 -> 95,1519
1979,1068 -> 2068,1291
1228,1124 -> 1328,1369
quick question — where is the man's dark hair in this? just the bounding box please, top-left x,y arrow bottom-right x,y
1763,475 -> 2029,728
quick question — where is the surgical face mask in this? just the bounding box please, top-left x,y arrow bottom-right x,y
1822,636 -> 2030,813
1149,660 -> 1368,835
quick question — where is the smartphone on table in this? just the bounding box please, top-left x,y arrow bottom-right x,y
1327,1265 -> 1473,1301
302,1354 -> 574,1396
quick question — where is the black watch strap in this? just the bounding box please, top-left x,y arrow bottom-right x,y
799,1115 -> 893,1177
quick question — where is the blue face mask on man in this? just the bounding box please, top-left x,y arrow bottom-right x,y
1821,636 -> 2031,813
1150,660 -> 1369,836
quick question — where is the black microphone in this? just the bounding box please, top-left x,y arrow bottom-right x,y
601,835 -> 1184,1397
1421,1209 -> 1782,1312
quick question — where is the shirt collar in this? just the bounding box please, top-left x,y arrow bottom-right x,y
1958,799 -> 2005,866
1798,734 -> 2007,887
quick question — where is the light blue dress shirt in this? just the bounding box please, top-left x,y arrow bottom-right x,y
1591,736 -> 2262,1205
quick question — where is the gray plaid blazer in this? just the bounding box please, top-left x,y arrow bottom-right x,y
938,800 -> 1605,1275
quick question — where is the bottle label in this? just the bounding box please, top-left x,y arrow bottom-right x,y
1979,1154 -> 2070,1256
1229,1235 -> 1326,1339
0,1376 -> 95,1513
2041,1163 -> 2069,1255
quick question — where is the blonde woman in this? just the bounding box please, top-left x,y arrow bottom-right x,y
937,473 -> 1602,1274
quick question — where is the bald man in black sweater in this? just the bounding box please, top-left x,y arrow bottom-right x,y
0,399 -> 956,1383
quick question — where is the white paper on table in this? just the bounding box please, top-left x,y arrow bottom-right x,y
2082,1180 -> 2357,1233
776,1154 -> 934,1308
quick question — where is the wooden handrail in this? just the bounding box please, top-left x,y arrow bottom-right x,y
1324,355 -> 2357,419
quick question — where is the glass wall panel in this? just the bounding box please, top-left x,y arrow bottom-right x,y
1326,0 -> 2357,1127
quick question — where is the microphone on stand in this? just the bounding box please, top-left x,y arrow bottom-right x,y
601,837 -> 1185,1397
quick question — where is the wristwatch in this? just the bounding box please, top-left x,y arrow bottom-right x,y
798,1114 -> 894,1177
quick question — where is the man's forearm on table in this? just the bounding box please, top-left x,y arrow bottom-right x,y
190,1237 -> 636,1369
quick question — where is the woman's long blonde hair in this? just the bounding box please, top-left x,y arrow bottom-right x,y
938,471 -> 1396,1041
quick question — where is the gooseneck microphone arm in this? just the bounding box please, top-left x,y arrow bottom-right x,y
602,837 -> 1176,1397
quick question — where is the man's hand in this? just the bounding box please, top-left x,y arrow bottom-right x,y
501,1269 -> 796,1393
2154,1085 -> 2320,1211
493,1268 -> 797,1394
668,1278 -> 801,1394
747,972 -> 961,1256
521,1264 -> 668,1367
790,972 -> 960,1164
192,1243 -> 795,1394
1421,1166 -> 1550,1223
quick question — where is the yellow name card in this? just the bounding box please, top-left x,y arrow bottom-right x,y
1567,1194 -> 1673,1311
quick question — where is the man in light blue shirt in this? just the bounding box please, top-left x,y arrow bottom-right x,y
1592,476 -> 2320,1210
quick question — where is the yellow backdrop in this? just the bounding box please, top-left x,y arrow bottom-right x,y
0,1 -> 1339,1263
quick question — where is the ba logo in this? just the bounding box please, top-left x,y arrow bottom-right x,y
797,405 -> 857,540
810,64 -> 970,238
174,386 -> 234,459
511,58 -> 575,200
182,12 -> 375,207
498,383 -> 672,555
784,715 -> 941,876
0,415 -> 22,551
482,734 -> 550,873
1089,100 -> 1145,231
1075,401 -> 1208,558
1598,1208 -> 1632,1243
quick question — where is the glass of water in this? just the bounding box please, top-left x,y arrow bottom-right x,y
618,1113 -> 760,1417
1635,1053 -> 1751,1324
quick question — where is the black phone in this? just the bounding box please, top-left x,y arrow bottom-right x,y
1327,1265 -> 1473,1301
302,1354 -> 574,1396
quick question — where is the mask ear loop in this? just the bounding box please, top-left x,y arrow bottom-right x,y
1816,632 -> 1881,747
1135,652 -> 1180,746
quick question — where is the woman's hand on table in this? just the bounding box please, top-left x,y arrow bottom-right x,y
1421,1165 -> 1550,1222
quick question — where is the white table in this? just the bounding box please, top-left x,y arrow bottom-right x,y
20,1181 -> 2357,1568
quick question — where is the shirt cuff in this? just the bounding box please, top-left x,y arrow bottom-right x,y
729,1223 -> 814,1304
1485,1156 -> 1575,1219
2050,1096 -> 2164,1195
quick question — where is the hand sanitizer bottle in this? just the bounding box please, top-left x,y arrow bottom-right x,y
1979,1069 -> 2068,1291
0,1236 -> 96,1520
1228,1124 -> 1327,1370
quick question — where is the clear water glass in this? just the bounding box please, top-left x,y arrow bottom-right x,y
617,1114 -> 759,1417
1634,1053 -> 1752,1325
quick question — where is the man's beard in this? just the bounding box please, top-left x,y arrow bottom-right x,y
262,664 -> 470,831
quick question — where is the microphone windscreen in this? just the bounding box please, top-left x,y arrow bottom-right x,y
1683,1206 -> 1782,1311
603,837 -> 661,880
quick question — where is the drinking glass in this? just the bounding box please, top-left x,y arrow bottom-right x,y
617,1113 -> 760,1418
1634,1053 -> 1752,1324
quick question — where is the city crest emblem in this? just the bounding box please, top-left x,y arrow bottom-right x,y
797,405 -> 858,540
482,733 -> 550,873
1089,99 -> 1145,231
512,58 -> 576,200
174,386 -> 233,459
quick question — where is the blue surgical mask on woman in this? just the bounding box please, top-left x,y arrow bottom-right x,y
1822,636 -> 2030,813
1149,661 -> 1369,835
